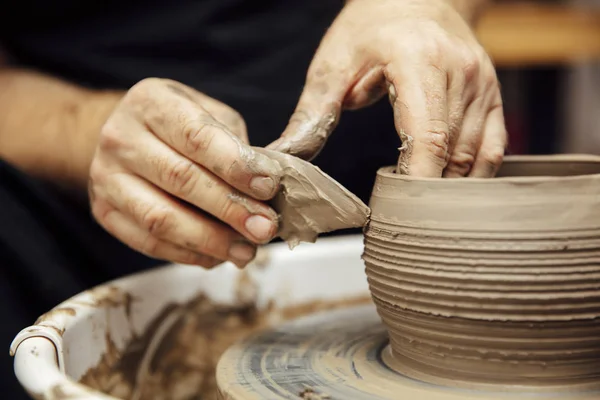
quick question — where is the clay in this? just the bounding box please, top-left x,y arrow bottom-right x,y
363,154 -> 600,391
216,304 -> 600,399
396,129 -> 413,175
79,288 -> 371,400
254,148 -> 370,248
299,387 -> 331,400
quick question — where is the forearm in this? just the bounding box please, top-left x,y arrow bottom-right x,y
0,68 -> 123,188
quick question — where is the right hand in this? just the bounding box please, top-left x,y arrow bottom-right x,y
89,78 -> 282,268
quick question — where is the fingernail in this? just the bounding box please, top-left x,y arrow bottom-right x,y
250,176 -> 276,198
229,241 -> 256,262
245,215 -> 276,242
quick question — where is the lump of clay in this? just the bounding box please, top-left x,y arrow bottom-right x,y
254,148 -> 370,248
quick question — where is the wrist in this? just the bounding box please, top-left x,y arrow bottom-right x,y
67,90 -> 123,187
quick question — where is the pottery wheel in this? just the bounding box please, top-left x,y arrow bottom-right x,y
216,304 -> 599,400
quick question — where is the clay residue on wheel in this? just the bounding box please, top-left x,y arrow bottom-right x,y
79,274 -> 371,400
299,386 -> 331,400
254,148 -> 370,248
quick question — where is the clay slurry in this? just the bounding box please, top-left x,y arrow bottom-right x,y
364,155 -> 600,392
254,148 -> 370,248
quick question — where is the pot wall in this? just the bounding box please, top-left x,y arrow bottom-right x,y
363,155 -> 600,391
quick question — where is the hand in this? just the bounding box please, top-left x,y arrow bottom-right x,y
89,79 -> 282,268
268,0 -> 507,178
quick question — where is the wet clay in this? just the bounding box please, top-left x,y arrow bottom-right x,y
254,148 -> 370,248
216,304 -> 600,400
79,287 -> 371,400
363,155 -> 600,392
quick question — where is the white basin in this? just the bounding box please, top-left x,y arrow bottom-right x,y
10,235 -> 370,399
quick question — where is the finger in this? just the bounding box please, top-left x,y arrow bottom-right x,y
387,63 -> 449,177
442,94 -> 486,177
444,54 -> 473,157
101,171 -> 260,267
91,198 -> 222,268
197,98 -> 248,144
266,62 -> 349,161
343,66 -> 387,110
119,131 -> 278,243
443,49 -> 498,178
162,79 -> 249,142
468,98 -> 507,178
132,82 -> 281,200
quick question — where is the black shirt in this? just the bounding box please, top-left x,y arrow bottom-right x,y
1,0 -> 399,200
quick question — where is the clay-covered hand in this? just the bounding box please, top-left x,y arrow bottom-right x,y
268,0 -> 507,178
89,78 -> 282,268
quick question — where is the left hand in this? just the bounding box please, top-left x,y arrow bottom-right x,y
268,0 -> 507,178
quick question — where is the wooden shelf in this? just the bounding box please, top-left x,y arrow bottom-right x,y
476,3 -> 600,66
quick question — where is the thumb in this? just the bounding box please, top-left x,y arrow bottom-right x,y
267,64 -> 349,161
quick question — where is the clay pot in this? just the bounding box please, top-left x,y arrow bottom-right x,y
363,155 -> 600,392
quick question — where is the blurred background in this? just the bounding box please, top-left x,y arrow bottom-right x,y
478,0 -> 600,155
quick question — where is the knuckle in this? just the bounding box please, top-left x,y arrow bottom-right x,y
480,59 -> 499,93
227,109 -> 244,127
218,197 -> 238,222
139,235 -> 161,256
183,122 -> 214,155
483,73 -> 499,93
461,51 -> 480,83
448,151 -> 476,175
307,62 -> 333,82
88,161 -> 105,186
125,78 -> 160,105
138,204 -> 174,236
424,41 -> 444,66
284,109 -> 338,160
89,198 -> 107,223
225,110 -> 247,138
132,77 -> 162,93
88,162 -> 110,199
481,146 -> 505,168
90,198 -> 116,231
197,232 -> 224,257
164,159 -> 198,197
417,26 -> 448,60
422,122 -> 450,161
98,123 -> 125,153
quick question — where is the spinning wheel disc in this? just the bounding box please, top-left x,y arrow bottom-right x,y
216,304 -> 599,400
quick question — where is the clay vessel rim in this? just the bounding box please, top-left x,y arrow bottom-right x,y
379,154 -> 600,184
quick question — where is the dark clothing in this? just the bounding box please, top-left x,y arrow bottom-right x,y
2,0 -> 342,148
1,1 -> 398,398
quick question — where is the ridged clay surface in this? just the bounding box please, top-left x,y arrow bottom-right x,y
363,155 -> 600,392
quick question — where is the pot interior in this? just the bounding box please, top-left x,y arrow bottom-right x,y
496,155 -> 600,178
